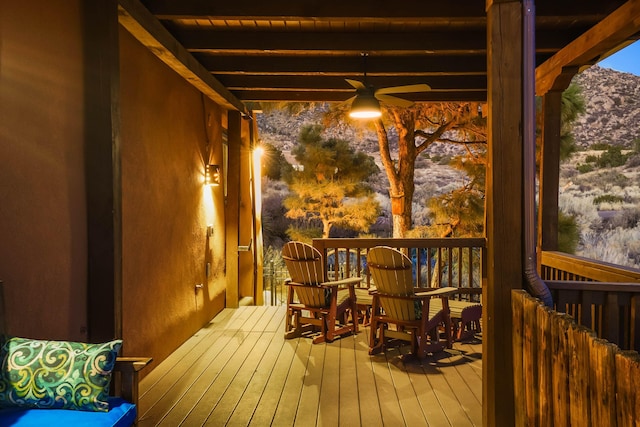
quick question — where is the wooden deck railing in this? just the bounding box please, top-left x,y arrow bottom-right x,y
540,251 -> 640,282
512,290 -> 640,426
312,237 -> 486,302
540,251 -> 640,352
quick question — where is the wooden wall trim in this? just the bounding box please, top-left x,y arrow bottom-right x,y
118,0 -> 248,114
84,0 -> 121,341
225,111 -> 242,308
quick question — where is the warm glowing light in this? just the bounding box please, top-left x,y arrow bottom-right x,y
349,93 -> 382,119
205,164 -> 221,186
253,147 -> 263,213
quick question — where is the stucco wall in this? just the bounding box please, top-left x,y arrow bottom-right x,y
119,28 -> 227,364
0,1 -> 88,340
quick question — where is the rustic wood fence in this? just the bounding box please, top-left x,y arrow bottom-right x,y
512,289 -> 640,427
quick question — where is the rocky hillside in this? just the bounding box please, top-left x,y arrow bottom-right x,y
572,65 -> 640,148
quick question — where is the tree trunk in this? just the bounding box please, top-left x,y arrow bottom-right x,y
375,111 -> 417,238
322,220 -> 331,238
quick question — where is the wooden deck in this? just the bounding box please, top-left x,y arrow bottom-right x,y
137,306 -> 482,427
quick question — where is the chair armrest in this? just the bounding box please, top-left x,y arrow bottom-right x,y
415,287 -> 458,298
320,277 -> 363,287
112,357 -> 152,407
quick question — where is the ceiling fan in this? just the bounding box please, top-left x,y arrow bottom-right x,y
346,54 -> 431,119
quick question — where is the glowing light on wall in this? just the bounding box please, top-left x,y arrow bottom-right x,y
205,164 -> 221,187
253,147 -> 264,212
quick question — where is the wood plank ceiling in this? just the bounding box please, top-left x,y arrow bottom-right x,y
136,0 -> 636,105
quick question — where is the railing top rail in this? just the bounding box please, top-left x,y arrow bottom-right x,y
546,280 -> 640,293
541,251 -> 640,282
312,237 -> 486,250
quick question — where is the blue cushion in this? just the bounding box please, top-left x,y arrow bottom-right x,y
0,397 -> 135,427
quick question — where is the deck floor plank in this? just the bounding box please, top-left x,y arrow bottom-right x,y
203,331 -> 278,426
422,352 -> 474,427
370,351 -> 407,426
270,338 -> 313,426
225,330 -> 286,427
353,328 -> 384,427
338,336 -> 362,427
179,331 -> 265,426
246,339 -> 300,426
388,347 -> 430,427
138,309 -> 234,408
139,329 -> 234,425
150,330 -> 247,426
292,338 -> 326,426
138,306 -> 482,427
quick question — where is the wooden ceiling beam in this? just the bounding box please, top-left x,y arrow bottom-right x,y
234,90 -> 487,103
145,0 -> 620,21
174,28 -> 581,54
176,30 -> 487,53
216,75 -> 487,91
195,54 -> 488,76
145,0 -> 486,20
118,0 -> 248,113
536,0 -> 640,95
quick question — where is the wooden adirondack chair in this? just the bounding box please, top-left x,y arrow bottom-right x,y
367,246 -> 458,359
282,241 -> 361,344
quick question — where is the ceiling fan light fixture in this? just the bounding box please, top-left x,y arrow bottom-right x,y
349,93 -> 382,119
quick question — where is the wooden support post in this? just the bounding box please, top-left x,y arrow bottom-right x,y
226,110 -> 241,308
485,1 -> 522,425
84,0 -> 122,341
538,91 -> 563,255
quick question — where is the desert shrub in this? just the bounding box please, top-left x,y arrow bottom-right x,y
559,192 -> 601,226
596,146 -> 628,168
437,155 -> 452,165
561,168 -> 578,180
584,154 -> 598,163
579,227 -> 640,269
593,194 -> 624,205
557,211 -> 580,254
608,208 -> 640,229
262,181 -> 292,248
596,170 -> 629,188
625,153 -> 640,168
263,246 -> 285,271
415,155 -> 430,168
590,142 -> 611,150
577,164 -> 594,173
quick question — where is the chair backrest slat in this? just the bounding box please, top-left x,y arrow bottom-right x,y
283,241 -> 327,308
367,246 -> 416,321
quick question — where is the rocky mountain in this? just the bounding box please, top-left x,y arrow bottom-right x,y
572,65 -> 640,148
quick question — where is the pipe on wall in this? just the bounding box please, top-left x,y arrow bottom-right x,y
523,0 -> 553,307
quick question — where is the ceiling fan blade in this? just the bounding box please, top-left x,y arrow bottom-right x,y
338,95 -> 357,107
376,94 -> 414,108
375,83 -> 431,95
345,79 -> 366,90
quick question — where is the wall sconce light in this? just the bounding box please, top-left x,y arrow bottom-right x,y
205,164 -> 221,187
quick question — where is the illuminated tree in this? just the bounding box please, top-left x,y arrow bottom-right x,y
284,125 -> 380,239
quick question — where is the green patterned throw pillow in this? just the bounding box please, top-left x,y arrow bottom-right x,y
0,337 -> 122,412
